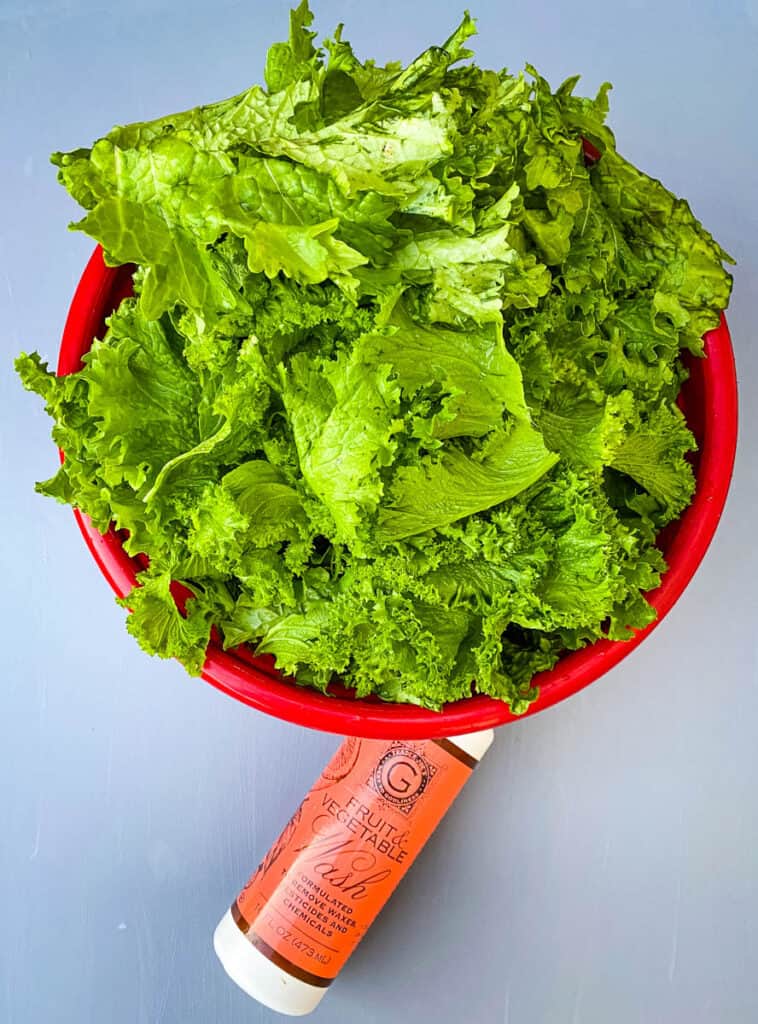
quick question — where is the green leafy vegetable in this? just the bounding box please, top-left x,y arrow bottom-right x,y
17,2 -> 733,710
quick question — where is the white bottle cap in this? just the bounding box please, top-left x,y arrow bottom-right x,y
445,727 -> 494,762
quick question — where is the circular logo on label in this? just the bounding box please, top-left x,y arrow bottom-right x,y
372,747 -> 432,811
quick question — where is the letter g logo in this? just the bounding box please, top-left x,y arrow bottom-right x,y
371,746 -> 435,813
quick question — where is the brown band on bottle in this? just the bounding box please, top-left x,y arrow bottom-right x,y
231,901 -> 333,989
432,737 -> 479,771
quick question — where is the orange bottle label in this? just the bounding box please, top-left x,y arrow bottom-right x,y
232,737 -> 479,987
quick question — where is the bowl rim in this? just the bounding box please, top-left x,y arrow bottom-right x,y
57,246 -> 738,738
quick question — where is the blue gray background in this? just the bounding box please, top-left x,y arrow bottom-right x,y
2,1 -> 757,1021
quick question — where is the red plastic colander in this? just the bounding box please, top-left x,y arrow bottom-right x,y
56,246 -> 737,739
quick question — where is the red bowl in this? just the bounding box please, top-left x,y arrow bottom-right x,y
58,246 -> 738,738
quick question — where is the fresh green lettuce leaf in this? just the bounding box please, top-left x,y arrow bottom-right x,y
377,422 -> 558,541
